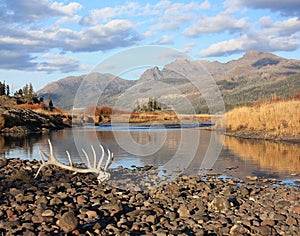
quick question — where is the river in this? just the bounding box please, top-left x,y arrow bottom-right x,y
0,126 -> 299,184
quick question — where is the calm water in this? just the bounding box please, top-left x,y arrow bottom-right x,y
0,126 -> 299,182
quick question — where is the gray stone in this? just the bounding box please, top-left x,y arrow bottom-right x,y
57,211 -> 78,233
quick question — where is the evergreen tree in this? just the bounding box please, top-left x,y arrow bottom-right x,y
49,100 -> 54,111
47,93 -> 51,103
6,85 -> 10,96
0,82 -> 5,96
18,88 -> 23,95
153,97 -> 158,110
23,84 -> 29,98
29,83 -> 34,99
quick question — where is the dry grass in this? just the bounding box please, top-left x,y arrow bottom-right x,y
224,99 -> 300,138
129,112 -> 180,123
12,103 -> 68,116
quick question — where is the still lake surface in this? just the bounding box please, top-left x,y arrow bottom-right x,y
1,126 -> 299,183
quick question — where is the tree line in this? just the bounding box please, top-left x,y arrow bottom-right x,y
0,81 -> 10,96
134,97 -> 166,112
0,81 -> 54,111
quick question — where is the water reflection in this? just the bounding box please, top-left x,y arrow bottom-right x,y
0,128 -> 299,180
223,136 -> 300,173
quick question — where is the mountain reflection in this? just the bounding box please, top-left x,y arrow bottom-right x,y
1,128 -> 299,179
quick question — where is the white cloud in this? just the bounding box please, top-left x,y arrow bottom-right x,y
80,2 -> 143,26
50,1 -> 82,16
154,35 -> 174,45
36,53 -> 90,73
200,0 -> 211,10
184,13 -> 248,37
199,34 -> 256,56
181,42 -> 197,54
236,0 -> 300,16
65,20 -> 140,52
0,18 -> 141,71
0,0 -> 82,23
259,16 -> 273,28
199,31 -> 300,57
270,17 -> 300,36
0,50 -> 37,70
80,7 -> 117,25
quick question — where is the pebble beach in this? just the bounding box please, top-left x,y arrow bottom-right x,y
0,157 -> 299,235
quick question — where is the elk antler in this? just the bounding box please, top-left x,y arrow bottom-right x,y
35,139 -> 113,182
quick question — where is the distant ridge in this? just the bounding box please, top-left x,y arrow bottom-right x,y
38,50 -> 300,112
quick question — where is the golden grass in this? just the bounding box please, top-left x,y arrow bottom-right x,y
128,112 -> 180,123
225,99 -> 300,137
224,136 -> 300,173
12,104 -> 69,116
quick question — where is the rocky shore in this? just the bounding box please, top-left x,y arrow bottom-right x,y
0,158 -> 299,235
0,107 -> 71,136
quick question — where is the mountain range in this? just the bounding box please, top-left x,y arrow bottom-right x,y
38,50 -> 300,113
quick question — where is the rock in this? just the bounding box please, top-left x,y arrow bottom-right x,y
253,225 -> 273,235
85,210 -> 98,219
31,215 -> 53,223
286,217 -> 297,226
145,214 -> 157,224
229,224 -> 250,235
261,219 -> 275,226
177,205 -> 190,218
23,230 -> 35,236
292,205 -> 300,214
0,158 -> 8,168
76,195 -> 86,205
42,209 -> 54,217
57,211 -> 78,233
209,196 -> 229,212
106,224 -> 121,234
49,197 -> 63,206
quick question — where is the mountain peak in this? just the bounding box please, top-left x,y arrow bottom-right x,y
139,66 -> 163,81
242,50 -> 281,60
244,50 -> 263,57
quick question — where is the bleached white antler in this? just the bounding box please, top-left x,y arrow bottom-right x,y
35,139 -> 113,182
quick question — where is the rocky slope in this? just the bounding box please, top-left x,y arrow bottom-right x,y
38,73 -> 135,110
0,106 -> 71,136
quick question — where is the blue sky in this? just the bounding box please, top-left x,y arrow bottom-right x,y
0,0 -> 300,91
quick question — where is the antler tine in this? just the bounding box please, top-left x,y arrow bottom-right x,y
38,148 -> 47,163
104,149 -> 112,171
97,144 -> 105,170
35,139 -> 113,182
34,149 -> 47,178
66,150 -> 73,167
91,145 -> 97,168
48,139 -> 55,161
81,148 -> 91,169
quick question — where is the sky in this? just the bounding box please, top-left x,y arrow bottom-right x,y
0,0 -> 300,91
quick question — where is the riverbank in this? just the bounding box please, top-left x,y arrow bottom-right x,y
222,99 -> 300,143
0,106 -> 72,136
0,158 -> 299,235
